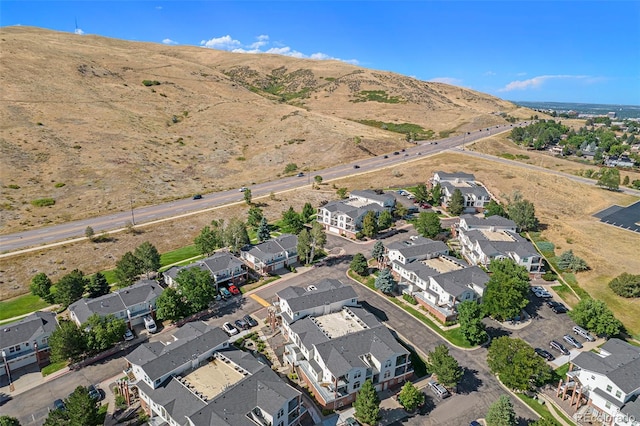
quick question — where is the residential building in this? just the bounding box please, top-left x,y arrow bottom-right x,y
278,280 -> 413,410
126,323 -> 304,426
566,338 -> 640,426
0,311 -> 58,375
241,234 -> 298,275
430,171 -> 492,213
317,190 -> 395,238
163,251 -> 247,289
457,215 -> 543,272
386,237 -> 488,322
69,279 -> 163,328
605,155 -> 636,168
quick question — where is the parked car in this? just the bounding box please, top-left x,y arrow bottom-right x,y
243,315 -> 258,328
53,399 -> 66,411
88,385 -> 102,401
535,347 -> 555,361
550,340 -> 570,355
228,284 -> 240,295
573,325 -> 595,341
533,289 -> 553,298
547,301 -> 568,314
307,285 -> 317,291
344,417 -> 360,426
192,194 -> 203,200
143,315 -> 157,333
297,172 -> 304,177
563,334 -> 583,349
428,381 -> 450,399
223,322 -> 238,336
239,187 -> 248,192
123,329 -> 135,341
383,155 -> 389,158
470,422 -> 482,426
353,165 -> 360,169
235,319 -> 250,330
531,286 -> 545,293
393,151 -> 400,155
219,287 -> 232,299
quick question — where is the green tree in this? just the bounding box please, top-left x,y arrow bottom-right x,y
43,408 -> 69,426
84,313 -> 127,353
314,175 -> 323,184
194,225 -> 222,256
176,267 -> 217,313
223,218 -> 250,252
608,272 -> 640,298
482,259 -> 530,321
430,183 -> 442,206
415,211 -> 441,238
65,385 -> 101,426
485,395 -> 516,426
506,192 -> 538,231
49,320 -> 87,362
301,202 -> 315,223
457,301 -> 487,345
244,188 -> 252,205
448,188 -> 465,215
426,345 -> 463,389
484,200 -> 507,218
361,211 -> 378,238
55,269 -> 88,307
30,272 -> 53,302
308,222 -> 327,264
377,210 -> 393,230
413,184 -> 429,203
114,252 -> 142,287
353,379 -> 381,425
350,253 -> 369,276
623,175 -> 630,186
155,287 -> 190,322
247,206 -> 264,229
134,241 -> 161,279
374,268 -> 397,294
393,203 -> 408,219
297,229 -> 312,265
86,271 -> 110,298
597,167 -> 620,191
530,418 -> 560,426
371,241 -> 386,267
557,250 -> 589,272
336,187 -> 348,199
284,163 -> 298,174
281,207 -> 304,234
568,298 -> 622,337
84,226 -> 95,241
397,381 -> 425,412
257,217 -> 271,242
0,416 -> 21,426
487,337 -> 552,392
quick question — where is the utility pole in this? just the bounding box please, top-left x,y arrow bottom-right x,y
130,198 -> 135,225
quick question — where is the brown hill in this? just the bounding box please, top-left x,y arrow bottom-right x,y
0,26 -> 524,232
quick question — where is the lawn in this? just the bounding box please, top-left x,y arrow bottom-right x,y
515,394 -> 563,426
41,360 -> 68,377
160,245 -> 201,267
0,294 -> 50,321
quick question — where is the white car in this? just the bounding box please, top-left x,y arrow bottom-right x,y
123,329 -> 135,341
306,285 -> 317,291
143,316 -> 157,333
223,322 -> 238,336
239,187 -> 248,192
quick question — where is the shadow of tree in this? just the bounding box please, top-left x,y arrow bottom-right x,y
457,367 -> 483,395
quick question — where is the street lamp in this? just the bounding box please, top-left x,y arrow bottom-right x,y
1,350 -> 13,391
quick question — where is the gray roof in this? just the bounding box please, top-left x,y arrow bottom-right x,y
349,190 -> 395,205
621,395 -> 640,420
164,252 -> 245,283
137,378 -> 206,422
277,279 -> 357,316
243,234 -> 297,261
441,182 -> 490,199
68,280 -> 163,324
572,338 -> 640,393
592,387 -> 622,408
460,214 -> 516,229
430,266 -> 489,297
434,171 -> 475,181
290,317 -> 330,348
396,259 -> 440,282
0,311 -> 57,349
314,326 -> 408,378
322,199 -> 386,219
126,326 -> 229,382
386,237 -> 449,260
467,230 -> 539,260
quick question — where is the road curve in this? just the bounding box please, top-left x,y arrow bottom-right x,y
0,124 -> 523,254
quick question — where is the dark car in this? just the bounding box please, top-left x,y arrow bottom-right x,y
393,151 -> 400,155
383,155 -> 389,158
535,347 -> 555,361
53,399 -> 66,411
192,194 -> 203,200
550,340 -> 570,355
88,384 -> 102,401
235,319 -> 250,330
547,301 -> 568,314
243,315 -> 258,327
353,165 -> 360,169
297,172 -> 304,177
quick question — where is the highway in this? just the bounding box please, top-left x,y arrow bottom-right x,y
0,124 -> 520,254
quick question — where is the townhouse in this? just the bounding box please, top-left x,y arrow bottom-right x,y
68,279 -> 163,328
241,234 -> 298,275
430,171 -> 492,212
566,339 -> 640,426
126,322 -> 304,426
277,279 -> 413,410
163,251 -> 247,289
457,215 -> 543,272
0,311 -> 58,375
316,190 -> 395,238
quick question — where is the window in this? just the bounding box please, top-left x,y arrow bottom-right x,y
354,371 -> 362,379
605,401 -> 611,409
384,371 -> 391,379
277,409 -> 284,418
616,390 -> 622,398
606,385 -> 612,393
353,381 -> 361,390
384,360 -> 392,369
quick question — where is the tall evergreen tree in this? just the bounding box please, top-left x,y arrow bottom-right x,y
448,188 -> 465,215
301,202 -> 315,223
297,229 -> 311,265
354,380 -> 381,425
55,269 -> 88,307
362,211 -> 378,238
377,210 -> 393,230
371,241 -> 386,268
281,207 -> 304,234
247,206 -> 264,229
257,217 -> 271,242
134,241 -> 161,278
114,252 -> 142,287
485,395 -> 516,426
350,253 -> 369,276
374,268 -> 397,294
86,271 -> 110,298
308,222 -> 327,264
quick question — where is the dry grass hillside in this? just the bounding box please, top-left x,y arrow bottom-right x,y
0,26 -> 527,232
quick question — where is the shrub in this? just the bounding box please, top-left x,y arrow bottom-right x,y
142,80 -> 161,86
403,294 -> 418,305
7,184 -> 20,189
542,271 -> 557,281
31,198 -> 55,207
284,163 -> 298,173
609,273 -> 640,298
54,182 -> 66,188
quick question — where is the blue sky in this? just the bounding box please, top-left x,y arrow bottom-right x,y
2,1 -> 639,105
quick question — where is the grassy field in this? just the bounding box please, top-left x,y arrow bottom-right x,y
0,294 -> 50,321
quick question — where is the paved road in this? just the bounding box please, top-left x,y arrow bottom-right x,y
0,124 -> 522,254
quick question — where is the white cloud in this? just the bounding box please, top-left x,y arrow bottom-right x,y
200,35 -> 242,49
74,28 -> 84,35
162,38 -> 178,45
249,35 -> 269,49
498,74 -> 591,92
428,77 -> 463,86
